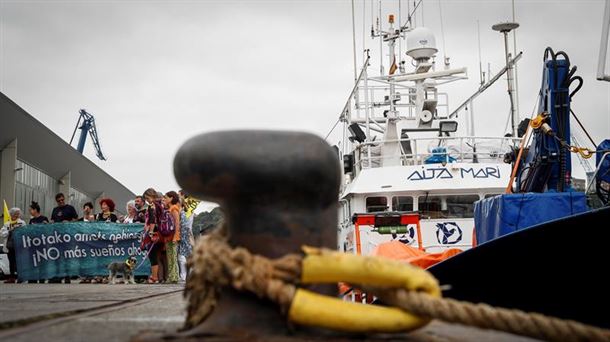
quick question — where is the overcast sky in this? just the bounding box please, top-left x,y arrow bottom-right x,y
1,0 -> 608,210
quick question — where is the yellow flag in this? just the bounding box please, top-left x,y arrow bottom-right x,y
184,197 -> 201,219
3,200 -> 9,225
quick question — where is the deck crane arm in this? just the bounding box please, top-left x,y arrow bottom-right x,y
513,48 -> 581,193
68,109 -> 107,161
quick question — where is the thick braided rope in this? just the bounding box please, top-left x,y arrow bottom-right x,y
183,224 -> 302,329
374,288 -> 610,342
184,227 -> 610,341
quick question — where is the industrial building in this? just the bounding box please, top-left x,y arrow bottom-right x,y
0,92 -> 135,219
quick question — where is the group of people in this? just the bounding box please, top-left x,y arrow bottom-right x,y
0,189 -> 196,284
140,188 -> 194,284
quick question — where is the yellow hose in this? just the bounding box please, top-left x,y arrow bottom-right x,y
286,247 -> 442,332
288,289 -> 430,333
300,246 -> 440,296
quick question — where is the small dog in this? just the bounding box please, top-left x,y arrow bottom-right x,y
107,256 -> 137,284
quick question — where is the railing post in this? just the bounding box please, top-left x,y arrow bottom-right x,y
460,137 -> 464,162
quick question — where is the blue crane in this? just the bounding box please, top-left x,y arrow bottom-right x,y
515,48 -> 582,192
509,47 -> 608,204
69,109 -> 107,161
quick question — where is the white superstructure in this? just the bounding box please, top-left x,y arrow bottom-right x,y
335,12 -> 521,256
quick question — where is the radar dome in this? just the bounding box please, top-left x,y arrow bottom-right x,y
406,27 -> 438,60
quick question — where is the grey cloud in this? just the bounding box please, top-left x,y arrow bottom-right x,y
0,0 -> 608,198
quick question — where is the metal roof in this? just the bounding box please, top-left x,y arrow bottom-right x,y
0,92 -> 136,205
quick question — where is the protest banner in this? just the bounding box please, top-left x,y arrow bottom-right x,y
13,222 -> 151,281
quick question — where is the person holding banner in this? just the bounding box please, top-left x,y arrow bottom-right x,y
134,196 -> 147,223
78,202 -> 96,283
121,200 -> 138,224
28,202 -> 49,224
49,193 -> 76,283
1,207 -> 26,283
26,202 -> 49,283
96,198 -> 118,223
51,193 -> 78,223
78,202 -> 95,222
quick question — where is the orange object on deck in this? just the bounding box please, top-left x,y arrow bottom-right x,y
372,240 -> 462,269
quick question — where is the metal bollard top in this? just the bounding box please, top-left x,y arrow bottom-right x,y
174,130 -> 341,209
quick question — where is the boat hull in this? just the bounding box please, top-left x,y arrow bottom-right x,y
429,206 -> 610,329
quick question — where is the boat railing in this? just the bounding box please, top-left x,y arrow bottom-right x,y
586,151 -> 610,195
347,79 -> 452,120
353,136 -> 521,170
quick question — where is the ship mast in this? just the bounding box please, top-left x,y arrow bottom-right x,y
381,14 -> 402,166
492,22 -> 520,137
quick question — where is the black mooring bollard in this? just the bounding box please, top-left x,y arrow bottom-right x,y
173,130 -> 341,337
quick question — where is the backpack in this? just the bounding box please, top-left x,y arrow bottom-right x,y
158,208 -> 176,237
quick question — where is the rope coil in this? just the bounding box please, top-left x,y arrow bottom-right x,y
184,225 -> 610,341
184,225 -> 301,328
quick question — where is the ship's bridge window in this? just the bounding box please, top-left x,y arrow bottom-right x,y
418,194 -> 479,218
366,196 -> 388,212
392,196 -> 413,211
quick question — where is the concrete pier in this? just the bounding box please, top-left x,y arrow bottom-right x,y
0,283 -> 184,342
0,283 -> 536,341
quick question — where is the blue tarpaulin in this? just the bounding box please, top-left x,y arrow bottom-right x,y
424,147 -> 457,164
474,192 -> 588,244
597,139 -> 610,183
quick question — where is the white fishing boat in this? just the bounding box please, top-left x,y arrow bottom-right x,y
334,3 -> 523,256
